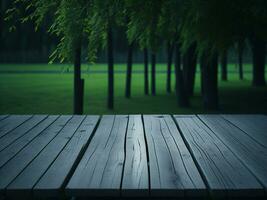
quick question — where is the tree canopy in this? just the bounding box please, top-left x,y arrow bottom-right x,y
6,0 -> 267,61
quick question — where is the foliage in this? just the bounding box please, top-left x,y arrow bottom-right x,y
85,0 -> 124,62
125,0 -> 163,52
5,0 -> 267,60
179,0 -> 267,55
157,0 -> 184,45
6,0 -> 91,63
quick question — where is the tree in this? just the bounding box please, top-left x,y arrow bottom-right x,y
158,0 -> 190,106
124,15 -> 134,98
73,45 -> 84,114
220,50 -> 228,81
125,41 -> 134,98
158,1 -> 184,97
246,1 -> 267,86
180,0 -> 267,109
200,51 -> 219,109
166,41 -> 174,93
7,0 -> 93,114
86,0 -> 124,109
126,0 -> 163,96
183,42 -> 197,97
144,48 -> 149,95
237,42 -> 244,80
47,0 -> 90,114
107,21 -> 114,108
174,43 -> 189,107
251,37 -> 266,86
151,52 -> 156,95
179,0 -> 225,109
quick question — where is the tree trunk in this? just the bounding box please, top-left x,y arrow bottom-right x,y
221,50 -> 227,81
151,53 -> 156,96
251,38 -> 266,86
201,52 -> 219,110
107,24 -> 114,109
200,54 -> 205,94
73,46 -> 84,114
174,43 -> 189,107
238,44 -> 244,80
125,42 -> 134,98
144,48 -> 149,95
183,42 -> 197,97
166,42 -> 173,93
0,1 -> 4,40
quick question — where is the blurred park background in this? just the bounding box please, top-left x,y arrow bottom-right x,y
0,0 -> 266,114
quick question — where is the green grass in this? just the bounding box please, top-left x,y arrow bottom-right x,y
0,63 -> 256,72
0,63 -> 267,114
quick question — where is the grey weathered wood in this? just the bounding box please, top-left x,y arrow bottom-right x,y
6,115 -> 85,198
0,115 -> 59,168
0,115 -> 9,121
143,115 -> 206,198
0,114 -> 265,199
121,115 -> 149,197
0,115 -> 71,195
222,114 -> 267,145
199,115 -> 267,193
66,115 -> 128,197
0,115 -> 47,151
174,115 -> 264,199
34,115 -> 99,197
0,115 -> 32,138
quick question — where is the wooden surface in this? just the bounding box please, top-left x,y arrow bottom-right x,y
175,115 -> 263,199
0,114 -> 266,199
121,115 -> 149,197
143,115 -> 206,198
66,115 -> 128,197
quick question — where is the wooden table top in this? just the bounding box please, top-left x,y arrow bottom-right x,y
0,114 -> 266,199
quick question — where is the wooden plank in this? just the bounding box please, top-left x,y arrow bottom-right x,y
0,115 -> 32,138
0,115 -> 59,168
0,115 -> 9,121
0,115 -> 72,195
121,115 -> 149,197
66,115 -> 128,197
222,114 -> 267,145
174,115 -> 264,199
6,115 -> 85,198
0,115 -> 47,151
143,115 -> 206,198
34,115 -> 99,197
199,115 -> 267,193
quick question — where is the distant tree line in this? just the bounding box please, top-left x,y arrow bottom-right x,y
3,0 -> 267,114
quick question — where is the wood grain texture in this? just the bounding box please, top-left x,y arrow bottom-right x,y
0,115 -> 32,138
34,115 -> 99,197
199,115 -> 267,193
66,115 -> 128,197
143,115 -> 206,198
0,115 -> 9,121
0,114 -> 265,199
174,115 -> 264,199
6,115 -> 85,198
121,115 -> 149,197
0,115 -> 58,168
0,115 -> 72,195
0,115 -> 47,151
222,114 -> 267,145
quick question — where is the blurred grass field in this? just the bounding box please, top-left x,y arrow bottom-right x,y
0,63 -> 267,114
0,62 -> 258,72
